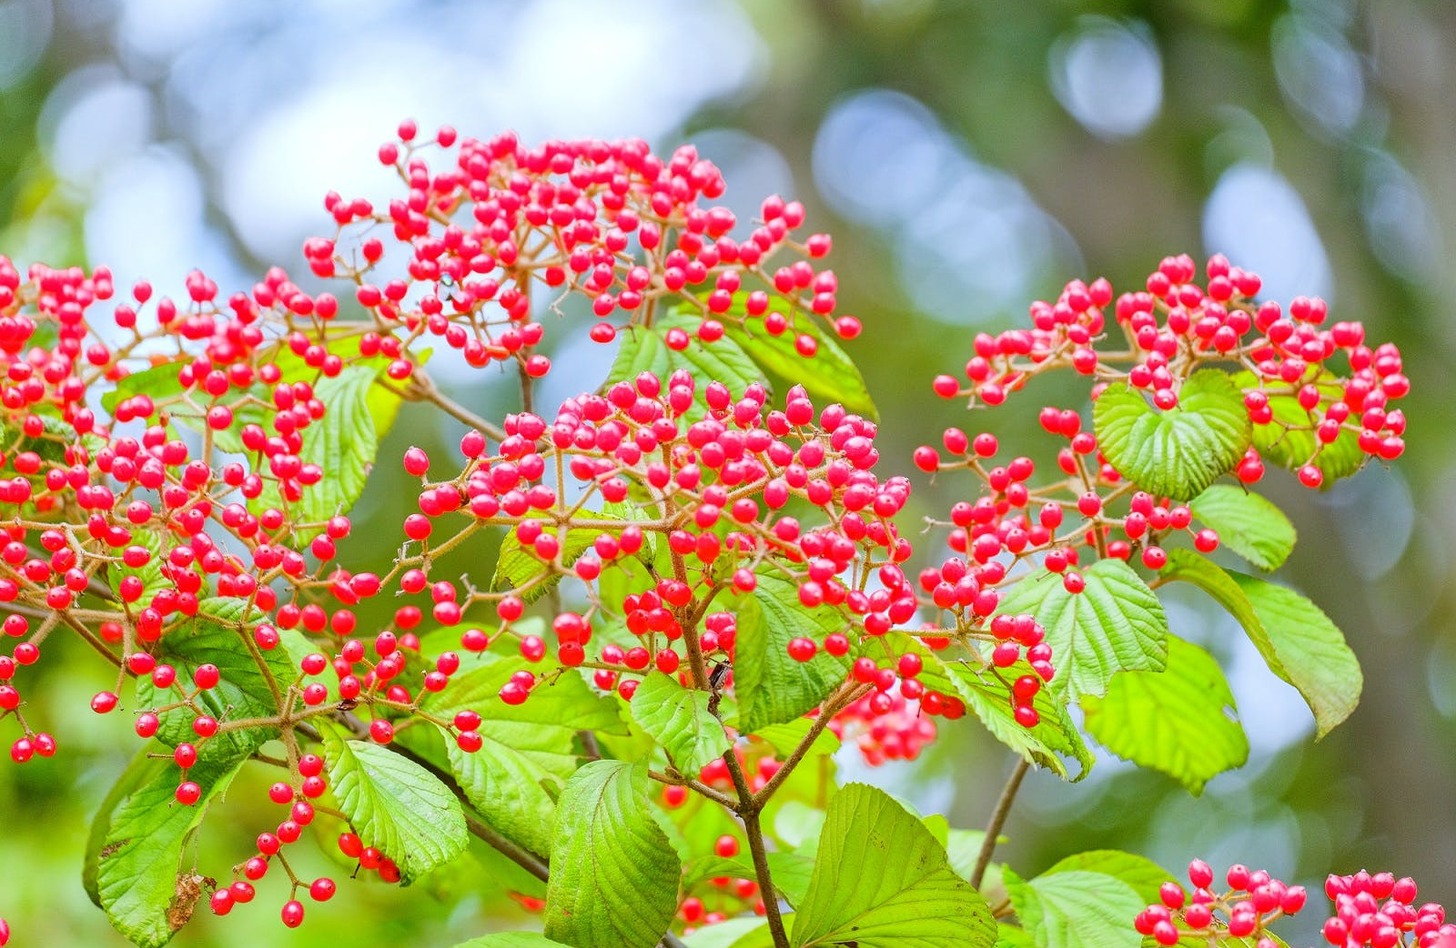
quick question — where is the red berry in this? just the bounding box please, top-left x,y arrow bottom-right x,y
281,899 -> 305,928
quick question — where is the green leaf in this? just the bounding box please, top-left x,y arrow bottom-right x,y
772,800 -> 827,852
733,572 -> 850,734
791,783 -> 995,947
606,310 -> 766,422
323,728 -> 469,884
1160,551 -> 1362,738
753,718 -> 842,760
1040,851 -> 1174,907
997,923 -> 1039,947
83,748 -> 171,908
100,362 -> 189,415
438,725 -> 560,859
1003,866 -> 1143,948
450,935 -> 570,948
544,760 -> 681,948
1189,484 -> 1296,571
1093,369 -> 1251,500
1157,551 -> 1267,649
95,755 -> 245,948
1231,572 -> 1362,738
943,828 -> 990,883
721,313 -> 876,420
1081,636 -> 1249,793
993,559 -> 1169,701
629,672 -> 733,776
1233,370 -> 1365,483
942,658 -> 1092,780
134,598 -> 293,761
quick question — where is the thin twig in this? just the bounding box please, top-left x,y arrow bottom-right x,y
970,757 -> 1031,890
752,682 -> 870,807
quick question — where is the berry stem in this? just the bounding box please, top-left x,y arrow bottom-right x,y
751,681 -> 871,808
970,757 -> 1031,890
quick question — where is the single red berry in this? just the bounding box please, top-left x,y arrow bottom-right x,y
281,899 -> 305,928
786,637 -> 817,662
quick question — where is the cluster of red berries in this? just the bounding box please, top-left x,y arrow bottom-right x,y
1321,871 -> 1456,947
1135,859 -> 1306,946
1137,861 -> 1455,948
313,121 -> 858,379
388,372 -> 920,716
930,255 -> 1406,484
829,686 -> 938,764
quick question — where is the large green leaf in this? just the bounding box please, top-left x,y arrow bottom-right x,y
1003,866 -> 1143,948
721,312 -> 876,419
992,559 -> 1168,701
438,725 -> 560,859
94,755 -> 245,948
997,924 -> 1039,947
1233,370 -> 1365,483
753,718 -> 842,760
1040,851 -> 1174,908
630,671 -> 733,776
1159,551 -> 1362,737
83,748 -> 171,908
1189,484 -> 1296,571
323,729 -> 469,884
732,572 -> 850,734
790,783 -> 995,947
419,648 -> 621,859
1093,369 -> 1251,500
134,598 -> 293,761
606,310 -> 765,422
1081,636 -> 1248,794
941,658 -> 1091,780
544,760 -> 681,948
1231,572 -> 1362,738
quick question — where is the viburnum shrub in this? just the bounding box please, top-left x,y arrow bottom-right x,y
0,119 -> 1432,948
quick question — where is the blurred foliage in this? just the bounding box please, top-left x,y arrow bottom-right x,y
0,0 -> 1453,945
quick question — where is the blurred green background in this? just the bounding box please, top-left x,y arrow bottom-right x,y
1,0 -> 1453,944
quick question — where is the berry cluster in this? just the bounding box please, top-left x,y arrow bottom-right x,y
1322,871 -> 1456,947
915,256 -> 1409,707
1137,861 -> 1455,948
389,373 -> 918,716
319,121 -> 858,376
929,254 -> 1406,482
1135,859 -> 1306,946
829,686 -> 939,764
